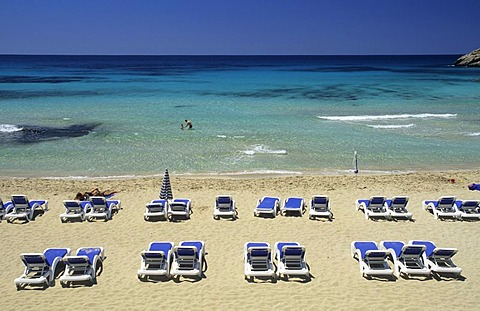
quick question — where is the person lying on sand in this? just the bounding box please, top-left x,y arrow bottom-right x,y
73,188 -> 118,200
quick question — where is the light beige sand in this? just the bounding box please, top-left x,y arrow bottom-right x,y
1,171 -> 480,310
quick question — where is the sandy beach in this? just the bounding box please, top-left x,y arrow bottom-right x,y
1,170 -> 480,310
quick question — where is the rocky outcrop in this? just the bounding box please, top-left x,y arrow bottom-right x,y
455,48 -> 480,67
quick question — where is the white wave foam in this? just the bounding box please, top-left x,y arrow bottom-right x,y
244,145 -> 287,155
216,135 -> 227,138
0,124 -> 23,133
467,132 -> 480,136
318,113 -> 457,122
367,124 -> 415,129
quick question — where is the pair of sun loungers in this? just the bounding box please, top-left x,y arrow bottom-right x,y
144,198 -> 192,221
351,240 -> 462,279
1,194 -> 48,223
14,247 -> 105,290
60,197 -> 121,222
356,196 -> 412,220
423,196 -> 480,220
254,196 -> 333,220
137,241 -> 206,281
244,242 -> 310,281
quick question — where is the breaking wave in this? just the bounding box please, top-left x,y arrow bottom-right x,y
318,113 -> 457,122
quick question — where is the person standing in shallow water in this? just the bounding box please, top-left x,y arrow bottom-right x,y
183,119 -> 193,129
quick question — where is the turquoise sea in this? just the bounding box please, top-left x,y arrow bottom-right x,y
0,55 -> 479,178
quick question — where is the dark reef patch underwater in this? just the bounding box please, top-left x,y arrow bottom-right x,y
0,123 -> 100,144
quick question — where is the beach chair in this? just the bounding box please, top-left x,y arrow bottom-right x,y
144,199 -> 168,221
0,198 -> 14,221
168,198 -> 192,220
14,248 -> 71,290
309,195 -> 333,220
455,200 -> 480,220
351,241 -> 394,277
86,196 -> 120,221
274,242 -> 310,279
4,194 -> 49,223
254,196 -> 280,217
380,241 -> 430,277
137,242 -> 174,280
59,200 -> 91,222
213,195 -> 237,220
408,240 -> 462,276
280,197 -> 305,216
59,247 -> 105,287
385,196 -> 412,220
355,196 -> 390,220
244,242 -> 275,281
170,241 -> 205,279
422,196 -> 460,220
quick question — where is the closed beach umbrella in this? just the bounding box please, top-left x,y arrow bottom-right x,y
353,151 -> 359,174
159,168 -> 173,200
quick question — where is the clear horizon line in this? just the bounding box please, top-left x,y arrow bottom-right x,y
0,52 -> 463,57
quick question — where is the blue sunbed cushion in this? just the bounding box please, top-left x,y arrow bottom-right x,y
246,242 -> 269,249
22,254 -> 47,265
402,246 -> 424,256
29,200 -> 46,207
1,201 -> 13,210
424,200 -> 438,208
91,197 -> 106,205
439,197 -> 455,205
64,201 -> 81,208
410,241 -> 436,258
217,197 -> 232,204
44,248 -> 69,266
12,196 -> 29,205
284,247 -> 304,258
250,249 -> 269,257
433,249 -> 456,258
106,200 -> 119,206
76,247 -> 102,264
151,199 -> 167,205
370,197 -> 385,205
174,199 -> 190,204
382,241 -> 404,258
313,197 -> 328,205
276,242 -> 299,259
284,198 -> 303,209
257,197 -> 278,209
461,201 -> 479,209
354,241 -> 379,259
468,183 -> 480,191
357,199 -> 370,207
149,242 -> 173,254
179,241 -> 203,259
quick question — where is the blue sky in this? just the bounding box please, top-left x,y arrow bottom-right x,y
1,0 -> 479,55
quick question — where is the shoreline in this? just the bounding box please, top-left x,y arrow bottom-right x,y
1,167 -> 477,180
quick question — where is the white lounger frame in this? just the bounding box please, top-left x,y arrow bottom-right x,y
213,195 -> 237,220
274,242 -> 310,279
4,194 -> 49,223
170,241 -> 205,279
137,242 -> 174,279
244,242 -> 275,281
59,247 -> 105,286
309,195 -> 333,220
14,248 -> 71,290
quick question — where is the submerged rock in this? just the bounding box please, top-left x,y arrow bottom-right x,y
0,123 -> 101,144
454,48 -> 480,67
